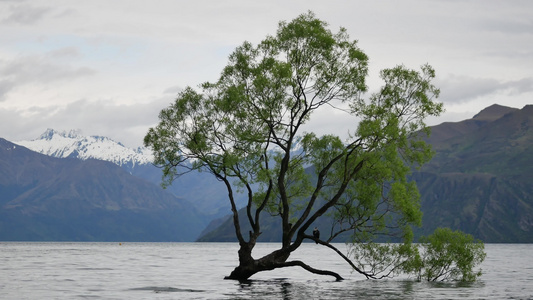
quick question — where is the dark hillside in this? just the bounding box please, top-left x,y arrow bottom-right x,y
198,104 -> 533,243
0,139 -> 207,241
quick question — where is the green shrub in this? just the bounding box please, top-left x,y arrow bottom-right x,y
404,228 -> 486,281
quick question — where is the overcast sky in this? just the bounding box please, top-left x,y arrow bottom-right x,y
1,0 -> 532,148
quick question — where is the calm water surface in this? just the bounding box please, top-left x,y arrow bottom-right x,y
0,242 -> 532,299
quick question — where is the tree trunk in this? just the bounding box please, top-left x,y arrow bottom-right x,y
224,243 -> 260,280
225,243 -> 292,281
224,243 -> 343,281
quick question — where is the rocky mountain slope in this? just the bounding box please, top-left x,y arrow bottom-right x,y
0,138 -> 207,241
4,104 -> 531,242
16,129 -> 152,171
15,129 -> 244,217
413,104 -> 533,242
198,104 -> 533,243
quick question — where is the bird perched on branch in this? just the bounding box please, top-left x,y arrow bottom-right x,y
313,227 -> 320,244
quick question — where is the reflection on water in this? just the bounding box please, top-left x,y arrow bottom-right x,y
0,242 -> 531,299
130,286 -> 207,293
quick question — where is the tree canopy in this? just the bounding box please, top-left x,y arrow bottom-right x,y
145,11 -> 452,281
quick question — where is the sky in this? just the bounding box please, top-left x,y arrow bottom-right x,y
1,0 -> 532,148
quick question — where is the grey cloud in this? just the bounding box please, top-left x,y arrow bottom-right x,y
0,79 -> 15,102
436,76 -> 500,103
46,47 -> 82,59
481,18 -> 533,35
436,75 -> 533,104
0,56 -> 95,83
506,78 -> 533,95
60,99 -> 162,126
483,49 -> 533,61
1,96 -> 171,147
0,55 -> 96,101
2,3 -> 51,25
163,85 -> 183,95
0,105 -> 57,142
65,98 -> 171,147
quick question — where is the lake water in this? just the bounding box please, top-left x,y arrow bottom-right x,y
0,242 -> 532,299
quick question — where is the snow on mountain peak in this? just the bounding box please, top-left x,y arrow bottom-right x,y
39,128 -> 83,140
16,129 -> 153,168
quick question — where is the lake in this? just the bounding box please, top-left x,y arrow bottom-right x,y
0,242 -> 531,299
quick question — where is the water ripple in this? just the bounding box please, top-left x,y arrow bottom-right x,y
0,242 -> 531,299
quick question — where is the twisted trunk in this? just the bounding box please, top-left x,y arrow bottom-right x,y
224,241 -> 343,281
225,243 -> 290,280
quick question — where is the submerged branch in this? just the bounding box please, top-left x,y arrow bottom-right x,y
275,260 -> 344,281
303,235 -> 375,279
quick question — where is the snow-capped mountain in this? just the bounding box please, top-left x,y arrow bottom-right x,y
16,129 -> 153,169
15,129 -> 248,217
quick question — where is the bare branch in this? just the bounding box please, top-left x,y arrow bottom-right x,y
274,260 -> 343,281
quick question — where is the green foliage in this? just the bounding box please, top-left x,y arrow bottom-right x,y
145,11 -> 444,279
350,228 -> 486,281
413,228 -> 486,282
349,242 -> 415,279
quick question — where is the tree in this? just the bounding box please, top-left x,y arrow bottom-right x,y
144,11 -> 443,281
349,228 -> 486,281
408,228 -> 486,282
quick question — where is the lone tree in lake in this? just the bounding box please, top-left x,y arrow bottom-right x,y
145,12 -> 446,281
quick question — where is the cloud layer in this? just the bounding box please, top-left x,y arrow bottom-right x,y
1,0 -> 532,147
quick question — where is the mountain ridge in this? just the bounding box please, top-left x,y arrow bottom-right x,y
4,104 -> 532,242
197,104 -> 533,243
0,138 -> 207,241
15,128 -> 245,217
16,129 -> 153,172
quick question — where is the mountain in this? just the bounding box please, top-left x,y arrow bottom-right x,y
198,104 -> 533,243
16,129 -> 244,217
16,129 -> 152,173
414,104 -> 533,242
0,138 -> 207,241
424,104 -> 533,177
426,104 -> 519,147
8,104 -> 530,242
